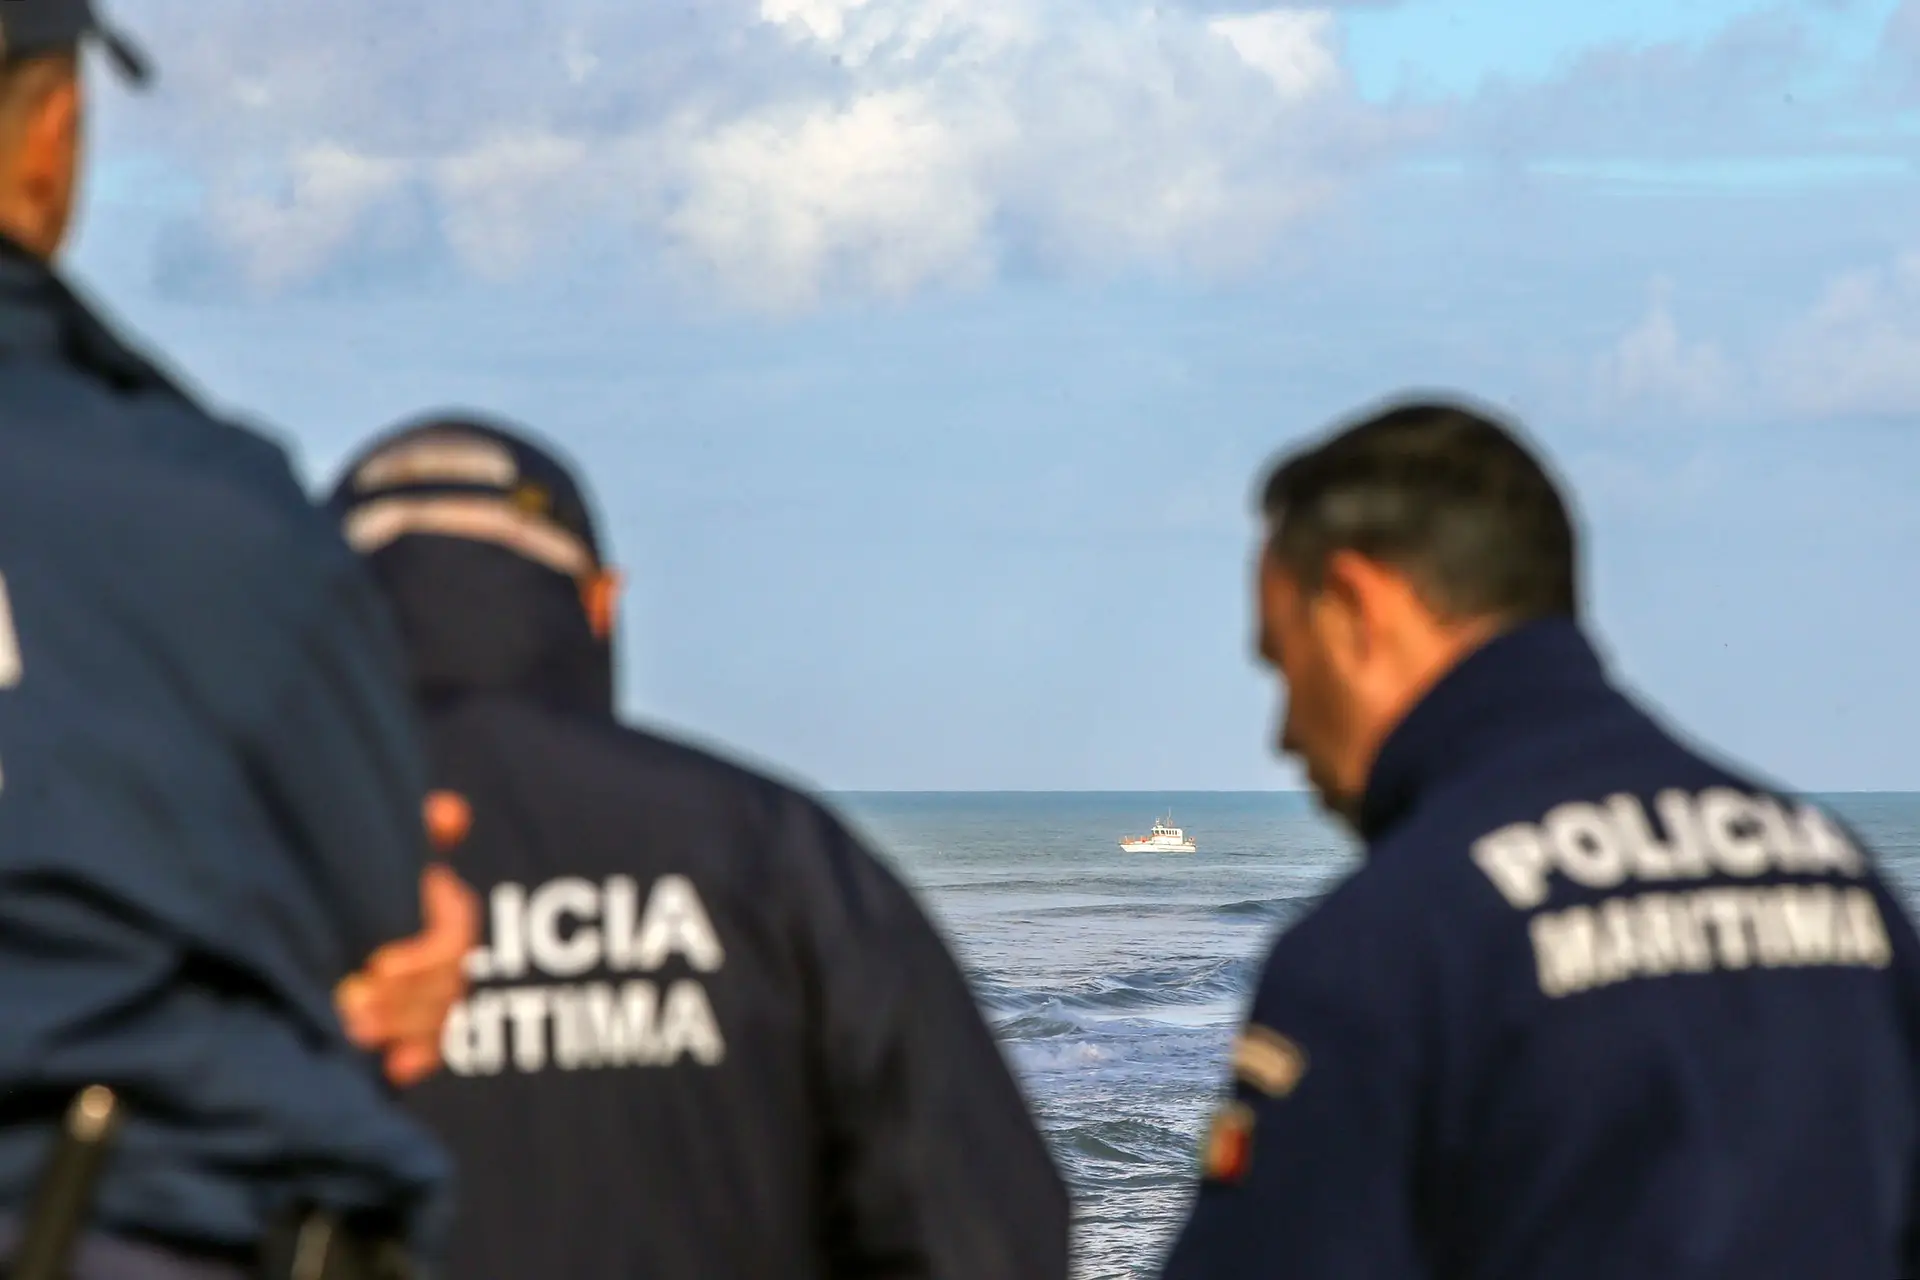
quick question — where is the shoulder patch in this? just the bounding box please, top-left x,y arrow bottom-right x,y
1200,1100 -> 1256,1184
1232,1024 -> 1308,1097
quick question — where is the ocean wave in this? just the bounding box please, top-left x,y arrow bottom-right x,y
1054,1116 -> 1192,1166
1019,902 -> 1199,920
1049,957 -> 1257,1012
982,956 -> 1258,1030
981,893 -> 1325,927
968,972 -> 1035,1014
935,876 -> 1116,896
1010,1040 -> 1114,1072
1213,893 -> 1321,921
995,1011 -> 1085,1041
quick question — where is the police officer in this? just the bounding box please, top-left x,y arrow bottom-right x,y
323,413 -> 1074,1280
0,5 -> 476,1276
1162,397 -> 1920,1278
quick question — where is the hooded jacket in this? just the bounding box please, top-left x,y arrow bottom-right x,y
345,455 -> 1070,1280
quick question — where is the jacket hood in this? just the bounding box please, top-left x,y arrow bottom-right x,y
360,535 -> 615,719
328,413 -> 615,718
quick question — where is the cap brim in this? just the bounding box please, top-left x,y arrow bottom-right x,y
92,22 -> 149,87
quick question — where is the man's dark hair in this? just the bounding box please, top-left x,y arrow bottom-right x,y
1259,396 -> 1580,622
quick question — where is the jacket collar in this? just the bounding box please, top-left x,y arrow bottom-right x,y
1357,617 -> 1614,841
0,233 -> 192,398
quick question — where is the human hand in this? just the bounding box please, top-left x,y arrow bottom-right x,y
336,793 -> 480,1087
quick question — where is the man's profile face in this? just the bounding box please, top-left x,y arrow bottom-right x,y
1256,549 -> 1363,824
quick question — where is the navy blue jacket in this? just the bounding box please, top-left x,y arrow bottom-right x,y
0,244 -> 448,1255
1164,619 -> 1920,1279
356,533 -> 1071,1280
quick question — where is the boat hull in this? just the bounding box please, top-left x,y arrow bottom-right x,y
1120,840 -> 1196,854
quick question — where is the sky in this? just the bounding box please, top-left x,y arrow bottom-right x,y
60,0 -> 1920,792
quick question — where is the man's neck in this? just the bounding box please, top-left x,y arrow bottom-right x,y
1352,614 -> 1516,815
0,224 -> 52,267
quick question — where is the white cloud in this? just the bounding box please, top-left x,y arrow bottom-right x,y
433,133 -> 597,280
1207,10 -> 1343,98
1580,254 -> 1920,425
1768,251 -> 1920,419
203,144 -> 411,292
664,90 -> 1000,309
1590,279 -> 1735,421
758,0 -> 1030,68
104,0 -> 1407,310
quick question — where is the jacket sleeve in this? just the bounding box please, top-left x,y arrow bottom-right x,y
1159,900 -> 1432,1280
244,545 -> 428,971
784,798 -> 1072,1280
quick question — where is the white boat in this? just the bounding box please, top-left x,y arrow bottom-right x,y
1120,817 -> 1197,854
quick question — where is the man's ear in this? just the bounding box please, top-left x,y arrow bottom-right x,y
581,569 -> 622,641
1325,549 -> 1449,663
1,59 -> 82,259
1312,549 -> 1376,663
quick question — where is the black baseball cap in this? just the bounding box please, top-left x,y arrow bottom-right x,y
328,414 -> 607,580
1,0 -> 150,85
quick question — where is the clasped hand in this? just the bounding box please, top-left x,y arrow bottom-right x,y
335,793 -> 481,1087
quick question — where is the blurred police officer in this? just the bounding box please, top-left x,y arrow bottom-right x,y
324,412 -> 1074,1280
1162,397 -> 1920,1278
0,5 -> 477,1277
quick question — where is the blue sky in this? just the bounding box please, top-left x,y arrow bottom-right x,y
63,0 -> 1920,791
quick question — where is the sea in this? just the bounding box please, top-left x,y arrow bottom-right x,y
830,790 -> 1920,1280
